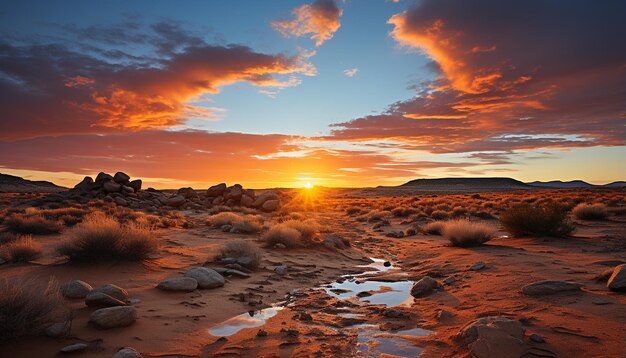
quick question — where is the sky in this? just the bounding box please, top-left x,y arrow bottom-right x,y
0,0 -> 624,188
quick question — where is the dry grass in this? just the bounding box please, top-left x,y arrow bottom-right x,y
207,212 -> 243,227
500,203 -> 574,238
424,221 -> 445,235
0,235 -> 42,262
217,239 -> 262,269
0,277 -> 68,341
57,212 -> 158,262
573,203 -> 608,220
207,212 -> 263,234
442,220 -> 496,247
4,213 -> 63,235
263,218 -> 320,248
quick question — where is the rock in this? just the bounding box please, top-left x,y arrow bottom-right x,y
410,276 -> 440,298
261,199 -> 279,212
113,172 -> 131,184
113,347 -> 143,358
74,176 -> 94,191
529,333 -> 545,343
386,231 -> 404,238
257,329 -> 268,337
443,276 -> 456,285
274,264 -> 288,275
607,264 -> 626,291
436,309 -> 456,322
85,292 -> 127,308
166,195 -> 186,208
469,261 -> 486,271
225,184 -> 243,201
60,343 -> 88,353
383,261 -> 391,267
95,172 -> 114,183
128,179 -> 142,192
521,280 -> 583,296
235,256 -> 254,267
184,267 -> 224,289
92,284 -> 128,301
178,187 -> 198,199
324,235 -> 348,250
384,309 -> 403,318
89,306 -> 137,329
456,317 -> 527,358
240,195 -> 254,207
252,192 -> 278,207
207,183 -> 227,197
103,181 -> 122,193
121,185 -> 134,194
45,321 -> 71,337
221,224 -> 232,232
61,280 -> 93,299
274,243 -> 286,249
115,197 -> 128,206
157,277 -> 198,292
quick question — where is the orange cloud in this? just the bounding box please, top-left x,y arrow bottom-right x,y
272,0 -> 342,46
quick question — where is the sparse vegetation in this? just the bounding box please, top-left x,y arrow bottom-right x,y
57,212 -> 158,261
442,220 -> 496,247
217,239 -> 262,269
207,212 -> 263,234
573,203 -> 608,220
424,221 -> 445,235
4,213 -> 63,235
263,219 -> 320,248
500,203 -> 574,238
0,235 -> 42,262
0,278 -> 68,341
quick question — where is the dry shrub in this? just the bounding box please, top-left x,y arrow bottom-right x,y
0,235 -> 42,262
442,220 -> 495,247
345,206 -> 362,216
5,213 -> 63,235
231,219 -> 263,234
500,203 -> 573,238
57,212 -> 158,262
263,219 -> 320,248
207,212 -> 242,227
208,212 -> 263,234
424,221 -> 445,235
572,203 -> 608,220
0,232 -> 17,244
0,277 -> 68,341
431,210 -> 449,220
217,239 -> 262,269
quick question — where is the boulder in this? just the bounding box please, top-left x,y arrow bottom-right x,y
115,197 -> 128,206
178,187 -> 198,199
103,181 -> 122,193
73,177 -> 94,191
240,195 -> 254,207
121,185 -> 134,194
45,321 -> 71,337
456,317 -> 527,358
85,292 -> 127,308
207,183 -> 227,197
113,172 -> 131,184
324,235 -> 348,250
92,284 -> 128,301
469,261 -> 486,271
128,179 -> 142,192
89,306 -> 137,329
166,195 -> 186,208
60,343 -> 88,353
184,267 -> 225,289
252,192 -> 278,208
410,276 -> 440,298
521,280 -> 583,296
225,184 -> 243,201
113,347 -> 143,358
157,277 -> 198,292
61,280 -> 93,299
261,199 -> 279,212
95,172 -> 114,183
607,264 -> 626,291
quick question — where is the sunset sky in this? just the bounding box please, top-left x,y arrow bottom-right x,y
1,0 -> 624,188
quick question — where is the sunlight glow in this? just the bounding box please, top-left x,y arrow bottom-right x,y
305,181 -> 312,188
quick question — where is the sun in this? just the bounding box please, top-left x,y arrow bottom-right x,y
304,181 -> 312,189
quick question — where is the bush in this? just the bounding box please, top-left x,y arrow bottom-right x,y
500,203 -> 574,238
279,219 -> 320,242
0,278 -> 68,341
431,210 -> 449,220
208,212 -> 263,234
263,226 -> 303,248
572,203 -> 608,220
57,213 -> 158,261
0,235 -> 42,262
217,239 -> 262,269
4,213 -> 63,235
442,220 -> 495,247
424,221 -> 445,235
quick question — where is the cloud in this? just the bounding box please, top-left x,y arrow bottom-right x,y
343,68 -> 359,77
272,0 -> 342,46
0,24 -> 315,139
326,0 -> 626,153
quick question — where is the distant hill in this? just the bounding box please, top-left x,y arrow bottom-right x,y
0,173 -> 66,193
528,180 -> 626,188
399,177 -> 533,191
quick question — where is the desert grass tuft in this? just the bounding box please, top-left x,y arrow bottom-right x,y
500,203 -> 573,238
442,220 -> 495,247
217,239 -> 262,269
0,235 -> 42,262
572,203 -> 608,220
4,213 -> 63,235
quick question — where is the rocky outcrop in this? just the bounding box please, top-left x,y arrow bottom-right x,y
456,316 -> 528,358
607,264 -> 626,291
184,267 -> 225,289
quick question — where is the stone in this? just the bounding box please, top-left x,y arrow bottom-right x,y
113,347 -> 143,358
252,192 -> 278,207
157,277 -> 198,292
103,181 -> 122,193
178,187 -> 198,199
45,321 -> 71,337
95,172 -> 113,183
184,267 -> 224,289
61,280 -> 93,299
115,197 -> 128,206
274,264 -> 288,275
89,306 -> 137,329
240,194 -> 254,207
261,199 -> 279,212
529,333 -> 545,343
166,195 -> 186,208
92,284 -> 128,301
607,264 -> 626,291
85,292 -> 127,308
235,256 -> 254,267
436,309 -> 456,322
212,196 -> 224,205
60,343 -> 88,353
324,235 -> 348,250
121,185 -> 134,194
128,179 -> 142,192
225,184 -> 243,201
469,261 -> 486,271
207,183 -> 227,197
410,276 -> 440,298
443,276 -> 456,285
456,317 -> 527,358
113,172 -> 131,184
74,176 -> 94,191
521,280 -> 583,296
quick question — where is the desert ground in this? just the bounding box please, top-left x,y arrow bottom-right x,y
0,174 -> 625,358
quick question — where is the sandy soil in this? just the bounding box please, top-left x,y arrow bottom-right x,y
1,188 -> 625,357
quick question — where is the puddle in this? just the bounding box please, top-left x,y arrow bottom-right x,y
353,324 -> 433,357
208,306 -> 283,337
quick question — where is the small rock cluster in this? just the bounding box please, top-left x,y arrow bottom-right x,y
157,267 -> 225,292
68,171 -> 280,212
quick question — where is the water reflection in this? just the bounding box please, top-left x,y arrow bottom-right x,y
208,306 -> 283,337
